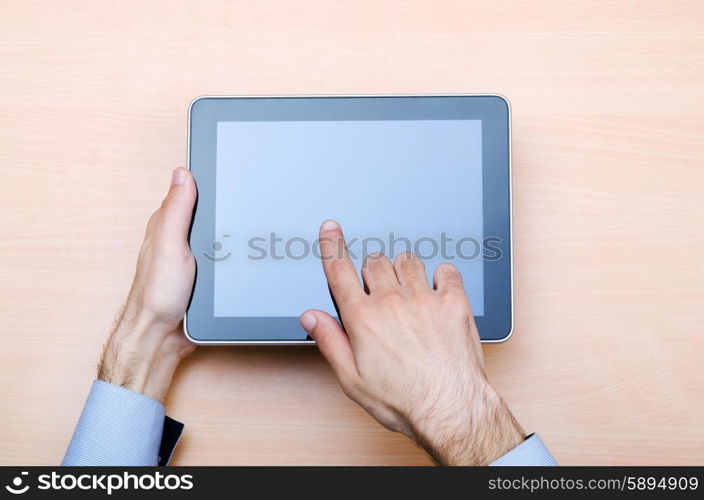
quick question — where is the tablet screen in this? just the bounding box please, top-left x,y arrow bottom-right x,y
213,119 -> 484,318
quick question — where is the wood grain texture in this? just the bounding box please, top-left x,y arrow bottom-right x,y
0,0 -> 702,465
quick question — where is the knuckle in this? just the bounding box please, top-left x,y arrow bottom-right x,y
363,252 -> 389,272
442,287 -> 471,311
340,380 -> 359,401
329,281 -> 352,303
443,286 -> 466,302
379,289 -> 404,305
160,195 -> 172,211
340,374 -> 364,399
437,262 -> 463,283
327,257 -> 348,276
145,210 -> 162,234
318,236 -> 335,259
395,252 -> 422,271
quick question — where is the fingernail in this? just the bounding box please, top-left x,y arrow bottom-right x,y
171,168 -> 187,186
299,312 -> 317,332
321,219 -> 340,231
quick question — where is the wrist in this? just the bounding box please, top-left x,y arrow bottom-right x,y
98,305 -> 182,403
411,381 -> 525,466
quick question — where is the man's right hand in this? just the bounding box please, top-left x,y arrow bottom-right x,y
299,220 -> 525,465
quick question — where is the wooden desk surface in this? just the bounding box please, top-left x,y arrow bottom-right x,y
1,0 -> 702,465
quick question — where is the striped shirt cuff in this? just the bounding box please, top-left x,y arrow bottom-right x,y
62,380 -> 167,466
490,434 -> 558,466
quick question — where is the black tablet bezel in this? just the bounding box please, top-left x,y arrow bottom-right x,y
186,95 -> 512,344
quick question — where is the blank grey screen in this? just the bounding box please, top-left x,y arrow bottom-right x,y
214,120 -> 484,317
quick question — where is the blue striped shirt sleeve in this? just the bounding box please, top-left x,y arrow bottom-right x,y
62,380 -> 168,466
490,433 -> 558,466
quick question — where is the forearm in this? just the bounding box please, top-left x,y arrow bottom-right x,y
410,379 -> 527,466
438,400 -> 523,465
98,308 -> 184,404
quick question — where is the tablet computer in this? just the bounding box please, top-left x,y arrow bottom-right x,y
186,94 -> 512,344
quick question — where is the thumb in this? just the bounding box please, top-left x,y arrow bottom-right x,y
300,310 -> 358,386
158,167 -> 197,241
